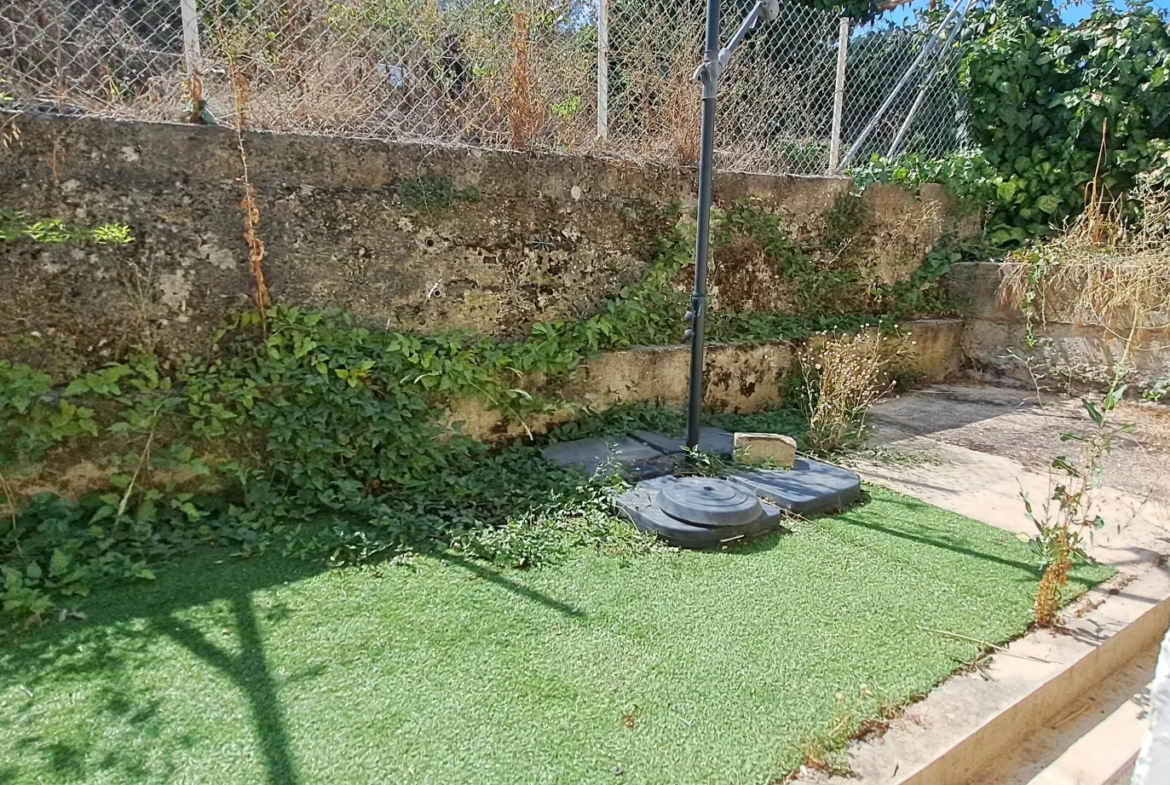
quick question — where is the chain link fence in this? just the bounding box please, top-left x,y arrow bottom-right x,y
0,0 -> 966,176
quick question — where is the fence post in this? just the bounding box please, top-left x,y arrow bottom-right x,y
828,16 -> 849,173
596,0 -> 609,140
180,0 -> 202,76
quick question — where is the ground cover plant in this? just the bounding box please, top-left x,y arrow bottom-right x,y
0,486 -> 1111,785
1,190 -> 954,619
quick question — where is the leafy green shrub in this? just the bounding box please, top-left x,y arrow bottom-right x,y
964,0 -> 1170,232
0,360 -> 98,463
850,149 -> 1004,219
853,0 -> 1170,246
0,300 -> 690,618
819,191 -> 873,256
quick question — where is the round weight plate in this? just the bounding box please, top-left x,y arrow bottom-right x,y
657,477 -> 763,527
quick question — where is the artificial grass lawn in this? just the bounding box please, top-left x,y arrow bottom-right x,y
0,487 -> 1110,785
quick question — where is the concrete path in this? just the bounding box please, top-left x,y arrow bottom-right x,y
847,383 -> 1170,578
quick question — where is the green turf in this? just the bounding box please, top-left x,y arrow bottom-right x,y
0,487 -> 1111,785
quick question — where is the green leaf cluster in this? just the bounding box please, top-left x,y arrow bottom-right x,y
0,210 -> 134,245
853,0 -> 1170,246
0,199 -> 958,618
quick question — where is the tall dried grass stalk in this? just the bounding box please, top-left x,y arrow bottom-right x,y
799,330 -> 904,453
999,169 -> 1170,372
229,64 -> 271,329
507,8 -> 544,150
660,60 -> 701,165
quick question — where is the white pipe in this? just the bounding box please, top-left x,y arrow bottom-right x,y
596,0 -> 609,140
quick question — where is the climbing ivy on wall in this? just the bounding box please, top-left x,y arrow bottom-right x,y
964,0 -> 1170,236
0,197 -> 958,620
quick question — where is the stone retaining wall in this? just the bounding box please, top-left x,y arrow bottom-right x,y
2,115 -> 960,374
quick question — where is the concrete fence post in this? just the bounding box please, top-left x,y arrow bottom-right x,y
828,16 -> 849,173
180,0 -> 202,76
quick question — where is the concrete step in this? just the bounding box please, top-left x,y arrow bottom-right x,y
982,644 -> 1156,785
1022,687 -> 1144,785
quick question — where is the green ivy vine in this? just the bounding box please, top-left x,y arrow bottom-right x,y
0,199 -> 960,620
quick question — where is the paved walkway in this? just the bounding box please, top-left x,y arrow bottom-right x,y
846,383 -> 1170,577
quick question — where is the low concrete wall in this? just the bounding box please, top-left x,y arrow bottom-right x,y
950,261 -> 1170,391
7,318 -> 962,498
2,115 -> 961,373
451,318 -> 964,440
1135,627 -> 1170,785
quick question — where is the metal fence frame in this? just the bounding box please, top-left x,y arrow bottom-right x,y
0,0 -> 968,176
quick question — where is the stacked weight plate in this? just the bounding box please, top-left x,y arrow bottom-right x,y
541,428 -> 862,548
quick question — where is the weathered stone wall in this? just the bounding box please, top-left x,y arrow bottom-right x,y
3,115 -> 959,371
949,262 -> 1170,391
452,319 -> 964,440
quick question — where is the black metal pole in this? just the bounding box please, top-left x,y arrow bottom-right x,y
685,0 -> 721,450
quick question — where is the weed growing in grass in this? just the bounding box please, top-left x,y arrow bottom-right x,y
1144,376 -> 1170,404
795,692 -> 856,778
680,447 -> 732,477
1025,385 -> 1134,626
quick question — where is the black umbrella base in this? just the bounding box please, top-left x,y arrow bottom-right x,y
615,475 -> 786,549
542,430 -> 862,549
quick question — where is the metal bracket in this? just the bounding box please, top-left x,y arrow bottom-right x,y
691,58 -> 719,99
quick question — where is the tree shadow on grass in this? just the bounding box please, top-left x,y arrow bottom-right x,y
443,553 -> 587,619
152,590 -> 299,785
837,512 -> 1041,576
680,488 -> 1046,578
835,493 -> 1107,592
2,544 -> 590,784
1,553 -> 316,785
